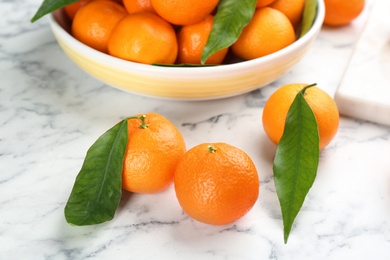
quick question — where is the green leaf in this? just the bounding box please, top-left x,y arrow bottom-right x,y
273,84 -> 320,243
299,0 -> 318,38
31,0 -> 77,23
201,0 -> 257,64
64,119 -> 128,226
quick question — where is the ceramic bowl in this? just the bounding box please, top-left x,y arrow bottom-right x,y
49,0 -> 325,100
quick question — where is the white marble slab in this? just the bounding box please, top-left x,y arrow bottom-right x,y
1,0 -> 390,259
335,0 -> 390,126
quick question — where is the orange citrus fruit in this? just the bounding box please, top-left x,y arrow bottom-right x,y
262,84 -> 339,150
256,0 -> 277,8
150,0 -> 219,26
108,12 -> 178,64
176,15 -> 229,65
323,0 -> 365,26
64,0 -> 92,20
231,7 -> 295,60
174,143 -> 259,225
71,0 -> 127,53
65,0 -> 123,19
122,0 -> 155,14
269,0 -> 305,28
122,113 -> 186,194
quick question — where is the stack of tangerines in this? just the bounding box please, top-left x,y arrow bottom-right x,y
64,0 -> 307,65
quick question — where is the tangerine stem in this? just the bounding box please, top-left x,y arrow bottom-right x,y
301,83 -> 317,95
127,114 -> 149,129
208,145 -> 217,153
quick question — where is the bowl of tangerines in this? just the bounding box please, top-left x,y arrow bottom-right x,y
32,0 -> 324,99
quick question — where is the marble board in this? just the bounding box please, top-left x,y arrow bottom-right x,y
335,0 -> 390,126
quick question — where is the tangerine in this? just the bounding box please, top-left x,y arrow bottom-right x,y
323,0 -> 365,26
176,15 -> 229,65
64,0 -> 122,19
122,0 -> 155,14
174,143 -> 259,225
231,7 -> 295,60
262,83 -> 339,150
269,0 -> 305,28
71,0 -> 127,53
64,0 -> 92,20
108,12 -> 178,64
122,113 -> 186,194
150,0 -> 219,26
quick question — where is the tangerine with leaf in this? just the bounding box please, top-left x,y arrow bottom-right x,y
122,113 -> 186,194
177,15 -> 229,65
262,83 -> 339,150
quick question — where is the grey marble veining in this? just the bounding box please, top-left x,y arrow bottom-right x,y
1,0 -> 390,259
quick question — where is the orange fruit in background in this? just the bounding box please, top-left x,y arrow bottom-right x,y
174,143 -> 259,225
262,84 -> 339,150
256,0 -> 277,8
231,7 -> 295,60
122,0 -> 155,14
71,0 -> 127,53
323,0 -> 365,26
269,0 -> 305,28
108,12 -> 178,64
122,113 -> 186,194
177,15 -> 229,65
150,0 -> 219,25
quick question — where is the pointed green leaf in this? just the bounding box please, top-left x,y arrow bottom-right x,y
31,0 -> 77,23
64,119 -> 128,226
201,0 -> 257,64
273,85 -> 320,243
299,0 -> 318,38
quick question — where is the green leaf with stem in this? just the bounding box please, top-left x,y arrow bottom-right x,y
31,0 -> 77,23
299,0 -> 318,38
64,119 -> 128,226
273,83 -> 320,243
201,0 -> 257,64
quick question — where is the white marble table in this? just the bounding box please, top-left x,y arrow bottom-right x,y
1,0 -> 390,259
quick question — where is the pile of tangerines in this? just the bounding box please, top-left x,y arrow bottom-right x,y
64,0 -> 299,65
65,0 -> 365,65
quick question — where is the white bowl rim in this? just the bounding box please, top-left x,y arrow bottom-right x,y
49,0 -> 325,76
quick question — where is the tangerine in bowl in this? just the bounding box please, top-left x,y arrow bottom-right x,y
49,0 -> 325,100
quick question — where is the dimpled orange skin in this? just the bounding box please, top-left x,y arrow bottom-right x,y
108,12 -> 178,64
150,0 -> 219,26
262,84 -> 340,150
71,0 -> 127,53
174,143 -> 259,225
177,15 -> 229,65
323,0 -> 365,26
231,7 -> 295,60
122,113 -> 186,194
